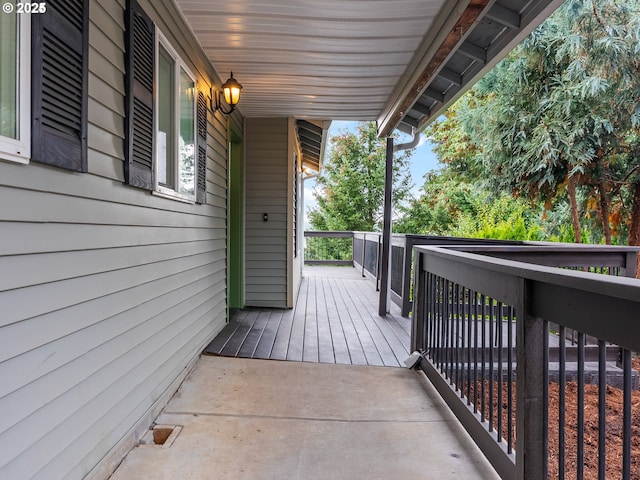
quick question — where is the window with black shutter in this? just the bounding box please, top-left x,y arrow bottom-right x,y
124,0 -> 154,190
125,1 -> 202,202
31,0 -> 89,172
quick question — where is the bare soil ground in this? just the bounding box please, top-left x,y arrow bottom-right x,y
547,381 -> 640,479
465,360 -> 640,479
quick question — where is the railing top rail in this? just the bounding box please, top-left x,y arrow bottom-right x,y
317,231 -> 640,250
415,246 -> 639,296
415,245 -> 640,351
425,244 -> 640,271
304,231 -> 354,238
439,243 -> 640,253
402,234 -> 524,244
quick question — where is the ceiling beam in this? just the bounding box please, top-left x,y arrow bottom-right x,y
423,87 -> 445,103
457,40 -> 487,63
485,4 -> 520,30
402,116 -> 419,129
437,67 -> 463,86
410,101 -> 431,116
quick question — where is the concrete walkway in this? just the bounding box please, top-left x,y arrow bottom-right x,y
109,356 -> 500,480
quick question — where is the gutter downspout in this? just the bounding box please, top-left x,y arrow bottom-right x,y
379,129 -> 420,316
394,130 -> 421,152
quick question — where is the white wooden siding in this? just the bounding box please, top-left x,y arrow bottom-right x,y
0,0 -> 232,478
244,118 -> 289,307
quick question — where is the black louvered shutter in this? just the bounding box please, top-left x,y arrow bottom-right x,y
196,91 -> 208,204
124,0 -> 155,190
31,0 -> 88,171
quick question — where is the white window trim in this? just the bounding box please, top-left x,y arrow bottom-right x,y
0,13 -> 31,164
153,28 -> 198,203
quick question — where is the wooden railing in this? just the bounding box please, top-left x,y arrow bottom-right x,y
353,233 -> 525,316
303,231 -> 354,266
308,231 -> 638,315
411,244 -> 640,480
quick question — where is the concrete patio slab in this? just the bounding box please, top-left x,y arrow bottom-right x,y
109,356 -> 500,480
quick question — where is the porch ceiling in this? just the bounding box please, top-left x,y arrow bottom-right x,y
175,0 -> 562,135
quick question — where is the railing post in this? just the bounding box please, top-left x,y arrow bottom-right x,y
379,137 -> 394,316
361,233 -> 366,277
376,234 -> 381,291
350,231 -> 355,266
625,251 -> 638,278
411,250 -> 425,352
515,278 -> 548,480
401,236 -> 414,317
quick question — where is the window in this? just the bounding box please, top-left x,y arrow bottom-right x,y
0,8 -> 30,164
125,0 -> 206,202
154,32 -> 197,202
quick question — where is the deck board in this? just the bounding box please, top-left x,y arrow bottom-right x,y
253,310 -> 283,359
204,266 -> 412,367
269,309 -> 294,360
303,275 -> 319,362
316,278 -> 335,363
287,279 -> 307,362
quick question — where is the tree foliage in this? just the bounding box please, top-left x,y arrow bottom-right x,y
404,0 -> 640,247
308,122 -> 413,231
396,170 -> 544,241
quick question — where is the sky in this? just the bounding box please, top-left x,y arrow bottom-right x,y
303,121 -> 441,229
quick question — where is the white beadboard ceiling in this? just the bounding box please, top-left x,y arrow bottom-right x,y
175,0 -> 563,134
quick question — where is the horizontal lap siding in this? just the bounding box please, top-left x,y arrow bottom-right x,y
245,118 -> 288,307
87,0 -> 125,181
0,0 -> 231,478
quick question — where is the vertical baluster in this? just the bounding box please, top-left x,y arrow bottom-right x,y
433,276 -> 439,366
423,271 -> 430,356
623,348 -> 631,480
507,305 -> 514,454
577,332 -> 585,480
449,283 -> 458,387
466,287 -> 472,404
559,325 -> 566,480
488,297 -> 494,432
438,277 -> 445,371
544,321 -> 549,476
426,273 -> 437,360
497,301 -> 503,443
450,281 -> 456,385
450,281 -> 455,384
480,294 -> 486,423
598,339 -> 606,480
444,279 -> 451,380
473,290 -> 479,414
455,284 -> 461,392
447,282 -> 456,385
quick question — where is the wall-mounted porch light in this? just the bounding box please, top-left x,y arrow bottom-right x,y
211,72 -> 243,115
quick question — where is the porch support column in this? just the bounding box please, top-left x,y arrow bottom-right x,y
378,136 -> 394,316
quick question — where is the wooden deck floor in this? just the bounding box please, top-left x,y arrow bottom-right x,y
204,266 -> 411,367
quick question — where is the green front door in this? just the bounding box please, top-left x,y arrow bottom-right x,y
228,122 -> 244,309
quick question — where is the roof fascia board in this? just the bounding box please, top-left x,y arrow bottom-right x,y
317,120 -> 331,172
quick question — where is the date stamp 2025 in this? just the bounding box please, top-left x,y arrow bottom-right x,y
2,2 -> 47,14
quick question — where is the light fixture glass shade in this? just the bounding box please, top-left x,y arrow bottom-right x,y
221,72 -> 242,106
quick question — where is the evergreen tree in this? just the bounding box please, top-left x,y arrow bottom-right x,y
414,0 -> 640,246
308,122 -> 413,232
